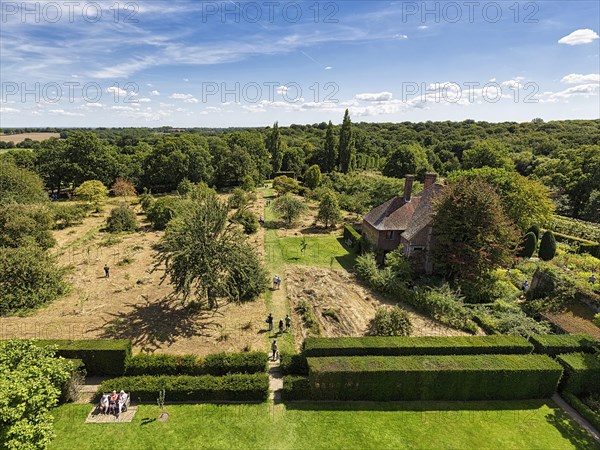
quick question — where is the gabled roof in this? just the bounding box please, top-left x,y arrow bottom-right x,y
363,183 -> 444,234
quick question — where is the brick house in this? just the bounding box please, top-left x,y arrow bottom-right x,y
361,173 -> 444,274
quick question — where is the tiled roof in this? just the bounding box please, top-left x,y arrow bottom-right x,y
401,183 -> 444,241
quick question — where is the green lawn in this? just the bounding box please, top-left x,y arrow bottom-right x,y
51,401 -> 599,450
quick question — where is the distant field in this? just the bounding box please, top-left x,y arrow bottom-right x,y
0,132 -> 60,143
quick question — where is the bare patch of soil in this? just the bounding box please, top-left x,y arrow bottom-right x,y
285,266 -> 470,346
0,132 -> 61,143
545,303 -> 600,339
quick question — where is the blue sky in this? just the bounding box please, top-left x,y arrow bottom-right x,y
1,0 -> 599,127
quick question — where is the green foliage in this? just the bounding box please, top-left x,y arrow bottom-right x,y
320,120 -> 338,173
0,246 -> 67,315
462,140 -> 512,170
295,300 -> 320,336
372,306 -> 412,336
125,352 -> 267,376
280,352 -> 309,375
282,376 -> 311,401
417,286 -> 479,333
527,224 -> 541,241
0,340 -> 74,450
111,178 -> 137,197
338,109 -> 355,173
525,264 -> 577,314
139,191 -> 155,212
472,305 -> 552,337
73,180 -> 109,207
303,164 -> 322,189
97,374 -> 269,402
266,122 -> 284,173
303,336 -> 534,357
594,313 -> 600,328
583,189 -> 600,222
316,189 -> 342,228
539,230 -> 557,261
307,354 -> 562,401
561,391 -> 600,433
228,188 -> 249,209
176,178 -> 194,197
546,215 -> 600,243
272,175 -> 299,195
529,334 -> 598,356
272,193 -> 307,227
0,204 -> 56,250
0,160 -> 48,205
51,203 -> 88,229
241,175 -> 255,192
155,191 -> 268,308
146,196 -> 183,230
382,143 -> 429,179
231,208 -> 259,234
32,339 -> 132,376
106,204 -> 137,233
343,225 -> 361,250
519,232 -> 538,258
557,353 -> 600,394
433,177 -> 519,280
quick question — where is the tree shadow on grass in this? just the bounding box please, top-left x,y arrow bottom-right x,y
545,409 -> 600,449
334,238 -> 357,270
91,297 -> 222,353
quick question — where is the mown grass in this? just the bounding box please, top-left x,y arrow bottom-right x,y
50,400 -> 600,450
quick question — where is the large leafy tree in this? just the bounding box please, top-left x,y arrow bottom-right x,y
304,164 -> 322,189
321,120 -> 338,173
338,110 -> 355,173
382,143 -> 429,179
0,205 -> 55,250
35,138 -> 70,195
155,189 -> 268,308
0,160 -> 48,205
317,189 -> 342,228
64,132 -> 120,187
272,193 -> 307,227
272,175 -> 299,196
73,180 -> 109,208
0,340 -> 73,450
265,122 -> 283,173
225,131 -> 271,183
462,140 -> 513,170
451,167 -> 554,231
433,177 -> 519,280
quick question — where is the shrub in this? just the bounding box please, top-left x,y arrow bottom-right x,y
529,334 -> 598,356
594,313 -> 600,328
527,224 -> 541,241
139,191 -> 155,212
304,165 -> 321,190
416,285 -> 479,334
343,225 -> 361,250
146,196 -> 183,230
302,336 -> 534,357
525,264 -> 576,313
97,374 -> 269,402
307,354 -> 562,401
228,188 -> 249,209
33,339 -> 132,376
272,175 -> 299,195
0,246 -> 67,315
0,160 -> 47,205
372,306 -> 412,336
282,376 -> 311,401
518,232 -> 537,258
231,208 -> 258,234
579,243 -> 600,259
561,391 -> 600,432
556,353 -> 600,394
125,352 -> 268,376
280,352 -> 309,376
272,193 -> 306,227
52,203 -> 88,229
73,180 -> 109,208
539,230 -> 557,261
111,178 -> 137,197
0,204 -> 56,250
177,178 -> 194,197
106,205 -> 137,233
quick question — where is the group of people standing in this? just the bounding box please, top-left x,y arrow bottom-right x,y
266,313 -> 291,334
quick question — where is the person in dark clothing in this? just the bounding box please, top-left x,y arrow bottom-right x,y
285,315 -> 291,331
104,264 -> 110,278
271,340 -> 278,361
266,313 -> 273,331
278,319 -> 284,334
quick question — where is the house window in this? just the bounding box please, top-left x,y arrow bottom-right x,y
385,231 -> 394,240
412,246 -> 425,252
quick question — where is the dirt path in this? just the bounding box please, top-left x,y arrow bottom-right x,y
268,359 -> 283,403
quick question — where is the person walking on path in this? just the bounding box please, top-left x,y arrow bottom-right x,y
278,319 -> 284,335
275,275 -> 281,290
266,313 -> 273,331
272,275 -> 278,290
104,264 -> 110,278
590,273 -> 597,284
285,315 -> 291,331
271,340 -> 278,361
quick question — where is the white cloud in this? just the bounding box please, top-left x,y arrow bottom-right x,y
169,93 -> 198,103
138,98 -> 152,103
394,34 -> 408,39
183,78 -> 189,82
324,66 -> 333,70
0,107 -> 20,113
276,86 -> 288,95
558,29 -> 599,45
83,102 -> 104,109
355,92 -> 393,102
106,86 -> 138,97
418,26 -> 428,30
48,109 -> 84,117
560,73 -> 600,84
150,90 -> 161,96
542,83 -> 600,102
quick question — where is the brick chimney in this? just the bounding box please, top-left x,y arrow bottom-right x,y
424,172 -> 437,190
404,175 -> 415,202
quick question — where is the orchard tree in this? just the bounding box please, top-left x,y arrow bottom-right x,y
155,189 -> 268,308
73,180 -> 109,209
303,164 -> 322,190
317,189 -> 342,228
321,120 -> 338,173
0,340 -> 74,450
273,193 -> 307,227
338,109 -> 355,173
272,175 -> 299,196
111,178 -> 137,197
433,177 -> 519,280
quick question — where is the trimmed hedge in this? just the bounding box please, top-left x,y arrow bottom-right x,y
280,352 -> 309,376
529,334 -> 598,357
579,242 -> 600,258
307,354 -> 562,401
303,336 -> 534,357
557,353 -> 600,395
97,374 -> 269,403
343,225 -> 361,250
125,352 -> 268,376
561,391 -> 600,432
34,339 -> 131,376
282,376 -> 311,401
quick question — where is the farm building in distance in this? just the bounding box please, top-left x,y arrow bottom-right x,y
362,173 -> 444,274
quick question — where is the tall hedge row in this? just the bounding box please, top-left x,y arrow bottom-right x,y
33,339 -> 131,376
557,353 -> 600,395
97,374 -> 269,402
307,355 -> 562,401
529,334 -> 598,357
124,352 -> 268,376
282,376 -> 311,401
303,336 -> 534,357
279,352 -> 309,376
